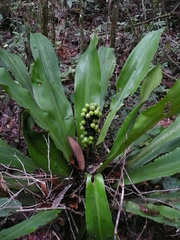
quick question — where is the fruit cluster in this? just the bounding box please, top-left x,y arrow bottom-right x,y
80,103 -> 102,147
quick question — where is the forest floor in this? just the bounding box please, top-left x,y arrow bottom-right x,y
0,1 -> 180,239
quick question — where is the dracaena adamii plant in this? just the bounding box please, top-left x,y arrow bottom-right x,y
1,28 -> 180,239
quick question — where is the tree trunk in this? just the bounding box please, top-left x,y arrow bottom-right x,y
40,0 -> 49,37
110,0 -> 120,48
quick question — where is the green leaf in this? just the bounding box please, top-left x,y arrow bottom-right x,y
124,201 -> 180,228
3,174 -> 40,192
30,33 -> 75,160
0,198 -> 22,217
23,112 -> 71,176
0,67 -> 71,166
162,177 -> 180,190
0,33 -> 75,162
85,173 -> 114,240
145,190 -> 180,210
0,68 -> 49,130
97,29 -> 164,145
98,46 -> 116,109
74,34 -> 101,141
30,33 -> 62,87
0,48 -> 32,93
31,58 -> 75,161
0,68 -> 71,168
0,210 -> 60,240
117,78 -> 180,157
117,30 -> 163,91
125,147 -> 180,185
140,64 -> 162,102
0,138 -> 37,173
98,65 -> 163,172
127,115 -> 180,171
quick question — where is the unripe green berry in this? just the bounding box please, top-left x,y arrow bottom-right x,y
80,134 -> 84,139
81,120 -> 86,125
82,108 -> 87,113
80,126 -> 85,130
90,123 -> 95,128
89,111 -> 94,116
98,112 -> 102,118
81,112 -> 85,117
95,124 -> 99,130
89,136 -> 94,141
94,110 -> 99,115
85,103 -> 89,108
83,137 -> 89,143
89,141 -> 93,145
86,113 -> 90,118
89,105 -> 95,111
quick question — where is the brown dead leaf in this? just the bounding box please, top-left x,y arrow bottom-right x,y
67,136 -> 85,172
68,194 -> 79,210
40,181 -> 48,196
0,173 -> 8,197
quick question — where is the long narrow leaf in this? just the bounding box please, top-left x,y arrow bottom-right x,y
0,138 -> 37,173
144,190 -> 180,210
0,198 -> 22,217
97,29 -> 164,145
74,34 -> 101,141
109,78 -> 180,161
98,46 -> 116,109
30,34 -> 75,160
0,68 -> 72,170
0,48 -> 32,93
140,64 -> 162,102
0,68 -> 49,129
86,174 -> 114,240
31,59 -> 74,160
127,115 -> 180,171
98,65 -> 162,172
0,210 -> 60,240
125,147 -> 180,185
23,112 -> 71,176
124,201 -> 180,228
30,33 -> 62,87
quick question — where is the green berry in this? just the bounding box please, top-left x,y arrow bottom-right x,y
83,137 -> 89,143
89,105 -> 95,111
80,134 -> 84,139
81,112 -> 85,117
80,126 -> 85,130
94,110 -> 99,115
86,113 -> 90,118
85,103 -> 90,108
89,111 -> 94,116
89,136 -> 94,141
81,120 -> 86,125
95,124 -> 99,130
90,123 -> 95,128
98,112 -> 102,118
82,108 -> 87,113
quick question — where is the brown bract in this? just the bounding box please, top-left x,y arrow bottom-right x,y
67,136 -> 85,172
